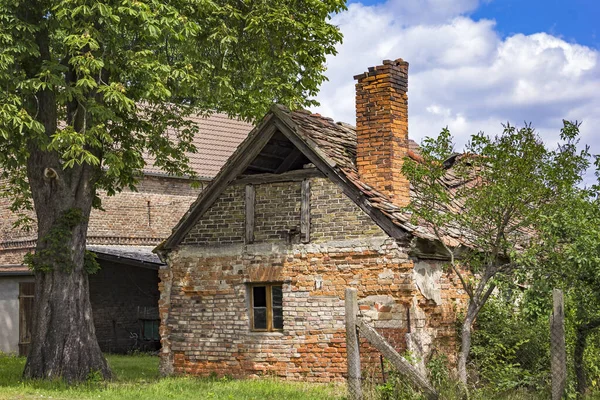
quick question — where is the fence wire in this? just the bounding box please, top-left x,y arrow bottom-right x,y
346,288 -> 578,400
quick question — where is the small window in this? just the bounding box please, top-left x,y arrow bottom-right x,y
141,319 -> 160,341
249,284 -> 283,332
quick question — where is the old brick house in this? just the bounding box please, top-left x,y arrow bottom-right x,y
156,59 -> 469,380
0,114 -> 252,355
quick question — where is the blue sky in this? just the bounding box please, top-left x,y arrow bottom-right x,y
474,0 -> 598,49
352,0 -> 599,49
313,0 -> 600,181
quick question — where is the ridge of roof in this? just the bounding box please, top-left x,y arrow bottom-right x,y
273,106 -> 473,248
158,105 -> 474,253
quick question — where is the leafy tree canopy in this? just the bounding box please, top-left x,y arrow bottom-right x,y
0,0 -> 345,210
0,0 -> 346,381
402,121 -> 592,385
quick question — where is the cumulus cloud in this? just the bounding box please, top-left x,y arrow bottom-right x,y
312,0 -> 600,167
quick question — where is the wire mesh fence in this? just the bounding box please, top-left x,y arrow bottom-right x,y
344,287 -> 586,400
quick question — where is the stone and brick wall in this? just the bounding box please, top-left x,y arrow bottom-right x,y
159,177 -> 468,381
183,185 -> 245,246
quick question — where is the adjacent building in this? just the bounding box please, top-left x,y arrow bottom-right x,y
0,114 -> 253,355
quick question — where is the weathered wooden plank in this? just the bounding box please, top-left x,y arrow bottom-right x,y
234,169 -> 324,185
551,289 -> 566,400
345,288 -> 362,400
275,148 -> 304,173
301,179 -> 310,243
357,318 -> 439,400
245,164 -> 277,173
245,185 -> 255,244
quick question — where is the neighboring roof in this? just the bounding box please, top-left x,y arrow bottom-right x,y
142,113 -> 253,179
0,246 -> 163,276
88,245 -> 163,269
161,105 -> 473,252
0,265 -> 31,276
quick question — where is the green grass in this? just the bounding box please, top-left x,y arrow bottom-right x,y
0,354 -> 345,400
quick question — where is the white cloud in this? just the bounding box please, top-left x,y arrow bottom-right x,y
313,0 -> 600,176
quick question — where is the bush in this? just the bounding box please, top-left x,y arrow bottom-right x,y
470,294 -> 551,394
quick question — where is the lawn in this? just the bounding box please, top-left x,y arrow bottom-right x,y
0,354 -> 346,400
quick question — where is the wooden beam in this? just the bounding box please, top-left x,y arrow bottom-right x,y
345,288 -> 362,400
551,289 -> 566,400
254,152 -> 287,161
275,148 -> 304,173
234,169 -> 324,185
246,164 -> 277,173
357,319 -> 439,400
245,185 -> 255,244
301,179 -> 310,243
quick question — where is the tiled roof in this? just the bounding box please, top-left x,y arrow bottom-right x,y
143,113 -> 253,179
275,105 -> 473,248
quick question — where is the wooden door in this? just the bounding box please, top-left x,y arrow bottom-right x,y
18,282 -> 35,357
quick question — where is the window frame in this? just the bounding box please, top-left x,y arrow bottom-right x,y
248,283 -> 283,332
141,319 -> 160,341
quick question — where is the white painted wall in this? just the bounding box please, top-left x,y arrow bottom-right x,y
0,277 -> 33,354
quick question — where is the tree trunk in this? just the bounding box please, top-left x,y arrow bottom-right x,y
457,302 -> 477,385
22,147 -> 110,381
575,326 -> 587,399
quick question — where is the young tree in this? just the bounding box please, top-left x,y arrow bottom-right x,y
0,0 -> 345,381
402,121 -> 588,385
535,186 -> 600,397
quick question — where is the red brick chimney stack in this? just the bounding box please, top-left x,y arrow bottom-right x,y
354,58 -> 411,207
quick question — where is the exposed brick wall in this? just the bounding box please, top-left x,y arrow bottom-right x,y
88,176 -> 202,243
0,247 -> 31,266
0,179 -> 37,246
355,59 -> 411,207
182,178 -> 386,246
160,240 -> 466,381
182,185 -> 245,245
0,175 -> 203,263
310,178 -> 385,242
254,182 -> 302,243
89,260 -> 160,353
159,176 -> 468,381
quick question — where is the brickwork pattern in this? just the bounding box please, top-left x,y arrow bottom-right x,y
310,178 -> 385,242
355,59 -> 411,207
160,242 -> 467,381
0,176 -> 202,264
182,185 -> 245,245
160,177 -> 469,381
254,182 -> 302,243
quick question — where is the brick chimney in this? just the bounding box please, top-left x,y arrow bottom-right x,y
354,58 -> 410,207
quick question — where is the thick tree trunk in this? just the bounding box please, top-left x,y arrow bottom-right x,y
22,147 -> 110,381
457,302 -> 477,385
